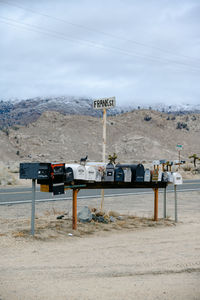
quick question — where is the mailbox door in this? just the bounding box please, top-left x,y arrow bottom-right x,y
173,172 -> 183,185
85,166 -> 96,181
114,167 -> 124,182
162,172 -> 168,182
152,169 -> 159,182
135,164 -> 144,182
144,169 -> 151,182
65,167 -> 74,182
105,163 -> 114,182
124,168 -> 132,182
75,165 -> 87,180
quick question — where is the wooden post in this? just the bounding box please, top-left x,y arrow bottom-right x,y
102,108 -> 106,162
101,108 -> 106,210
154,188 -> 159,221
72,189 -> 79,230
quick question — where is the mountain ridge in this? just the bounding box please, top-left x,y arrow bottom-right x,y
0,96 -> 200,128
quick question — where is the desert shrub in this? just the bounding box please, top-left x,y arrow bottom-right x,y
182,164 -> 192,172
144,115 -> 152,121
192,115 -> 196,121
176,122 -> 189,131
171,116 -> 176,120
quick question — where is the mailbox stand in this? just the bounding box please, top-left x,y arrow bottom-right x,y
31,179 -> 36,236
154,188 -> 159,221
72,189 -> 79,230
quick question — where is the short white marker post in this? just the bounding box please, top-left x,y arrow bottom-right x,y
174,184 -> 178,222
163,186 -> 167,219
31,179 -> 36,235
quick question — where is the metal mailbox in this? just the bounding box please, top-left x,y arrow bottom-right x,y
20,162 -> 51,180
162,172 -> 168,182
51,163 -> 65,183
158,170 -> 163,182
114,166 -> 124,182
85,165 -> 96,181
173,172 -> 183,185
86,162 -> 106,181
153,160 -> 160,166
117,164 -> 145,182
65,164 -> 87,181
65,166 -> 74,183
104,163 -> 115,182
144,169 -> 151,182
119,166 -> 132,182
152,169 -> 159,182
166,172 -> 174,183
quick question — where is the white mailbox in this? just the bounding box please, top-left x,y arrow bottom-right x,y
123,167 -> 132,182
173,172 -> 183,185
86,162 -> 106,181
65,164 -> 87,180
144,169 -> 151,182
85,166 -> 96,181
158,170 -> 163,182
153,160 -> 160,166
166,172 -> 174,183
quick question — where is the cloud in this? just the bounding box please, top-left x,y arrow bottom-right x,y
0,0 -> 199,105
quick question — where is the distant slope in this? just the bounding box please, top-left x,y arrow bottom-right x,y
1,109 -> 199,163
0,96 -> 200,127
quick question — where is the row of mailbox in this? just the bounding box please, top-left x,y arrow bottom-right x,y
20,162 -> 182,184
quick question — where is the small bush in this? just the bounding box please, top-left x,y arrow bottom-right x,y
176,122 -> 189,131
144,115 -> 152,121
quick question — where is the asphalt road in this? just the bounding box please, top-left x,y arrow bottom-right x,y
0,179 -> 199,205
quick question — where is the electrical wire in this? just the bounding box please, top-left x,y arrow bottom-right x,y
1,15 -> 200,73
0,0 -> 200,64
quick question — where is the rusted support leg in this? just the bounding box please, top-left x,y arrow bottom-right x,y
154,188 -> 159,221
72,189 -> 79,230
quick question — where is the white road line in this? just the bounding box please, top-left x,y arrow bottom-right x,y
0,187 -> 200,205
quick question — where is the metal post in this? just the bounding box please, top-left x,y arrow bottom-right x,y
101,108 -> 106,210
154,188 -> 158,221
174,185 -> 178,222
163,187 -> 167,219
31,179 -> 36,236
72,189 -> 78,230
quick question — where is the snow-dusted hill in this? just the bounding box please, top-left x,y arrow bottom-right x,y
0,96 -> 199,127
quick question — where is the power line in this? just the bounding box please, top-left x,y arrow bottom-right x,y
0,0 -> 200,64
1,15 -> 200,73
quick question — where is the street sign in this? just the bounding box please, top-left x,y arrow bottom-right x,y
176,144 -> 183,150
93,97 -> 116,110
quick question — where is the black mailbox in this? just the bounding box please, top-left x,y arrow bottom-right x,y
20,163 -> 51,180
51,163 -> 65,183
114,166 -> 124,182
65,167 -> 74,183
117,164 -> 145,182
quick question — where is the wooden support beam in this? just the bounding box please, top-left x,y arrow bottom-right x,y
72,189 -> 79,230
154,188 -> 159,221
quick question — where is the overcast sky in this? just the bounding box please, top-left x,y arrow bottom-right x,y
0,0 -> 200,105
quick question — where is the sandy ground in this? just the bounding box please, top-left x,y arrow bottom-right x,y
0,190 -> 200,300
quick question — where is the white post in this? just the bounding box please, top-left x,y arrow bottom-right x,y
174,185 -> 178,222
102,108 -> 106,163
163,187 -> 167,218
101,108 -> 107,210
